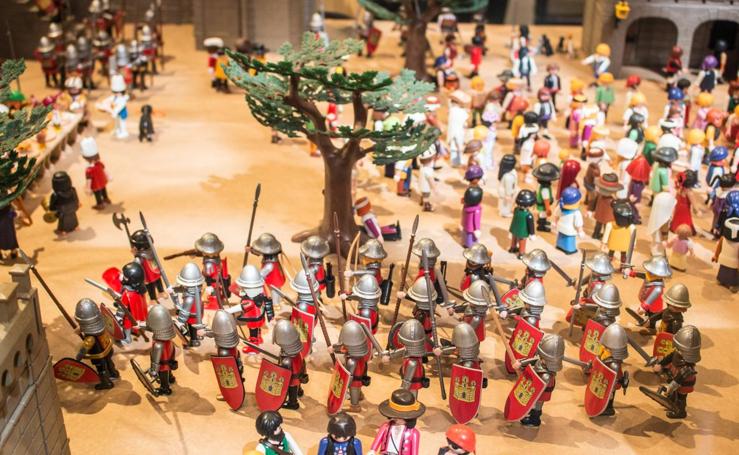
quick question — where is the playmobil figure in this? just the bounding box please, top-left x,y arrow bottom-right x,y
628,255 -> 673,323
670,170 -> 702,235
602,201 -> 636,264
249,233 -> 287,306
641,284 -> 689,341
568,94 -> 587,149
581,43 -> 611,81
100,73 -> 129,139
404,276 -> 446,353
517,112 -> 539,181
461,281 -> 492,341
626,153 -> 651,224
461,166 -> 483,247
207,310 -> 244,404
329,320 -> 381,410
692,92 -> 714,130
543,63 -> 561,110
553,187 -> 585,254
642,125 -> 662,165
59,76 -> 88,127
0,205 -> 19,260
448,90 -> 471,167
175,262 -> 205,347
615,138 -> 638,201
195,232 -> 231,308
533,89 -> 555,137
650,325 -> 701,419
74,298 -> 120,389
516,334 -> 564,427
438,424 -> 476,454
597,324 -> 629,416
145,304 -> 179,396
625,113 -> 645,144
116,262 -> 149,343
35,36 -> 59,87
512,280 -> 547,326
318,412 -> 362,455
588,173 -> 623,240
273,319 -> 308,410
129,230 -> 163,301
706,146 -> 728,203
513,46 -> 536,90
648,192 -> 677,254
623,92 -> 648,131
343,274 -> 381,333
711,175 -> 738,237
139,104 -> 155,142
713,217 -> 739,292
410,238 -> 450,304
230,265 -> 272,354
518,249 -> 551,286
580,253 -> 616,303
705,109 -> 725,151
650,147 -> 678,199
255,410 -> 303,454
696,55 -> 719,93
663,87 -> 686,135
350,239 -> 391,301
590,283 -> 622,328
533,162 -> 560,232
624,75 -> 641,106
128,40 -> 149,90
557,158 -> 581,199
686,129 -> 706,177
418,149 -> 437,212
498,154 -> 518,218
368,389 -> 425,455
392,319 -> 431,398
663,46 -> 684,88
595,72 -> 615,117
501,78 -> 527,125
79,137 -> 111,210
469,77 -> 487,125
49,171 -> 80,235
509,190 -> 536,255
666,225 -> 695,272
355,197 -> 382,241
301,235 -> 333,296
459,244 -> 494,291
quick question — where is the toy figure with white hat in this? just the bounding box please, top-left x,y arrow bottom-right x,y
80,136 -> 111,209
96,73 -> 130,139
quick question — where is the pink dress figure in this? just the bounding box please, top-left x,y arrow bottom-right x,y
355,196 -> 383,241
461,166 -> 484,247
369,389 -> 425,455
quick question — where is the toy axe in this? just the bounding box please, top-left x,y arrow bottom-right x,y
112,212 -> 134,247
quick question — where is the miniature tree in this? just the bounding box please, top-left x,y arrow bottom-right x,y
225,33 -> 439,253
359,0 -> 488,79
0,60 -> 50,209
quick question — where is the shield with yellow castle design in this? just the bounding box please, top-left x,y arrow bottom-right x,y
584,357 -> 618,417
652,332 -> 674,358
326,359 -> 351,415
504,365 -> 547,421
504,317 -> 544,374
579,319 -> 606,363
449,364 -> 484,424
52,358 -> 100,383
255,358 -> 291,411
100,302 -> 125,341
290,307 -> 315,358
211,355 -> 244,411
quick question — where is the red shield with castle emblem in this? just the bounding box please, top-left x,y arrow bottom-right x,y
504,365 -> 547,421
584,357 -> 618,417
579,319 -> 606,363
326,360 -> 351,415
500,288 -> 522,312
255,358 -> 291,411
368,27 -> 382,46
211,355 -> 245,411
99,302 -> 125,340
449,364 -> 484,424
102,267 -> 123,293
290,307 -> 315,358
652,332 -> 674,358
504,318 -> 544,373
53,358 -> 100,383
349,313 -> 373,353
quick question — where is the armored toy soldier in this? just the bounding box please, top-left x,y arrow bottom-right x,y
255,410 -> 304,455
651,325 -> 701,419
343,274 -> 381,333
301,235 -> 334,297
210,309 -> 243,374
76,36 -> 95,89
92,30 -> 112,77
118,262 -> 149,343
248,233 -> 287,307
273,320 -> 308,410
207,310 -> 244,406
195,232 -> 231,310
598,324 -> 630,416
74,298 -> 119,389
291,269 -> 321,315
519,249 -> 551,285
229,265 -> 273,354
175,263 -> 205,347
390,319 -> 430,398
578,284 -> 622,364
329,320 -> 382,410
459,243 -> 492,291
446,323 -> 487,422
146,304 -> 179,396
567,252 -> 615,329
642,284 -> 690,361
518,334 -> 565,427
405,276 -> 444,352
506,280 -> 546,327
130,229 -> 163,302
591,283 -> 622,327
461,280 -> 491,342
346,239 -> 392,304
410,238 -> 450,304
35,36 -> 59,87
627,255 -> 672,325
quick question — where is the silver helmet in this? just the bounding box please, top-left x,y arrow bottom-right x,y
38,36 -> 54,53
593,283 -> 622,310
452,323 -> 480,361
585,252 -> 615,276
48,23 -> 62,39
147,304 -> 175,340
664,284 -> 691,309
359,239 -> 387,260
236,264 -> 264,289
412,238 -> 440,259
273,320 -> 303,356
338,320 -> 369,357
462,280 -> 489,307
643,255 -> 672,278
252,233 -> 282,255
195,232 -> 225,255
301,235 -> 330,259
407,276 -> 437,310
599,324 -> 628,360
398,319 -> 426,357
673,325 -> 701,363
290,269 -> 319,294
352,274 -> 381,300
93,30 -> 111,47
177,262 -> 205,287
74,298 -> 105,335
520,280 -> 546,308
115,43 -> 129,66
537,334 -> 565,372
521,249 -> 551,274
463,244 -> 490,265
65,44 -> 78,65
211,310 -> 239,348
76,37 -> 91,57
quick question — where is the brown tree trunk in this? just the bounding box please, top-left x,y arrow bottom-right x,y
404,20 -> 429,80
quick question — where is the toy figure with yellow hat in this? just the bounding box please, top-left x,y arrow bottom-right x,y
623,91 -> 648,131
581,43 -> 611,82
692,92 -> 714,130
595,72 -> 615,117
469,76 -> 487,127
642,125 -> 662,165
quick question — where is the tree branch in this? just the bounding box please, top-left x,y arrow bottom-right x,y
285,74 -> 336,155
352,91 -> 367,131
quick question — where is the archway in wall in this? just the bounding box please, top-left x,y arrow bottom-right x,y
623,17 -> 678,72
689,20 -> 739,80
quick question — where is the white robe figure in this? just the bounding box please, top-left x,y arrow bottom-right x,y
647,192 -> 677,255
498,169 -> 518,217
447,92 -> 470,167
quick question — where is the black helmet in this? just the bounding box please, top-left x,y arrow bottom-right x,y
523,111 -> 539,124
52,171 -> 72,192
463,186 -> 483,206
516,189 -> 536,207
715,39 -> 728,53
628,112 -> 645,127
121,262 -> 145,287
612,200 -> 634,227
131,229 -> 150,250
532,162 -> 560,183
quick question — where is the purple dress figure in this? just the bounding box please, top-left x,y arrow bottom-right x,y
461,165 -> 484,247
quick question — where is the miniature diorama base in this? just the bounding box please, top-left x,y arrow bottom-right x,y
4,22 -> 739,455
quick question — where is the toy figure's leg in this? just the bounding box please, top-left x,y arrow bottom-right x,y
157,370 -> 172,395
600,395 -> 616,416
667,392 -> 688,419
283,386 -> 300,409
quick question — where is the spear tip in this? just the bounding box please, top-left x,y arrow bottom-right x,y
255,183 -> 262,199
411,214 -> 419,235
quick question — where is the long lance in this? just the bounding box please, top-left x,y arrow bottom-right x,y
299,253 -> 337,364
215,272 -> 251,343
482,287 -> 519,376
422,250 -> 446,400
332,211 -> 347,320
241,339 -> 281,362
84,278 -> 149,342
391,215 -> 419,329
568,249 -> 589,337
138,212 -> 181,310
242,183 -> 262,267
549,259 -> 575,287
18,249 -> 77,330
269,285 -> 297,307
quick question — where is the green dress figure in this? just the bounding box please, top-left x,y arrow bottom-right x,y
509,189 -> 536,256
649,147 -> 678,200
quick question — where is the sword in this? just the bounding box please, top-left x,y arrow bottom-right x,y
626,334 -> 654,365
490,273 -> 517,288
549,259 -> 575,287
84,278 -> 150,342
422,250 -> 446,400
568,249 -> 589,337
112,212 -> 133,247
333,211 -> 347,321
356,321 -> 386,356
215,273 -> 251,344
163,248 -> 199,260
481,287 -> 519,376
622,226 -> 637,277
625,307 -> 648,326
446,286 -> 465,300
18,249 -> 78,331
391,215 -> 419,330
299,253 -> 337,364
639,385 -> 679,413
563,355 -> 591,372
241,339 -> 280,361
242,183 -> 261,267
268,285 -> 296,307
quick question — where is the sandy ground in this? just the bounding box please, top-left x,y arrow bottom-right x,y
4,20 -> 739,454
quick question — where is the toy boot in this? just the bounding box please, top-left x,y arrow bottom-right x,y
666,393 -> 688,419
283,386 -> 300,410
95,369 -> 114,390
521,409 -> 542,427
600,398 -> 616,416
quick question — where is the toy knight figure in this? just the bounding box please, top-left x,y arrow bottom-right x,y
411,238 -> 450,304
195,232 -> 231,309
80,137 -> 111,210
329,320 -> 382,411
649,325 -> 701,419
301,235 -> 334,297
459,243 -> 493,291
369,389 -> 425,455
318,412 -> 363,455
249,233 -> 287,307
390,319 -> 430,398
567,253 -> 615,326
74,298 -> 119,389
343,274 -> 381,334
461,280 -> 491,342
35,36 -> 59,87
591,283 -> 622,328
349,238 -> 391,303
229,265 -> 273,354
175,262 -> 205,347
642,284 -> 690,357
273,319 -> 308,410
627,255 -> 672,325
255,410 -> 304,454
130,229 -> 163,301
117,262 -> 149,343
517,334 -> 564,427
145,304 -> 179,396
597,323 -> 629,416
208,310 -> 244,403
519,249 -> 552,285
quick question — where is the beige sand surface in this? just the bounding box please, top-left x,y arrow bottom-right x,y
4,21 -> 738,454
